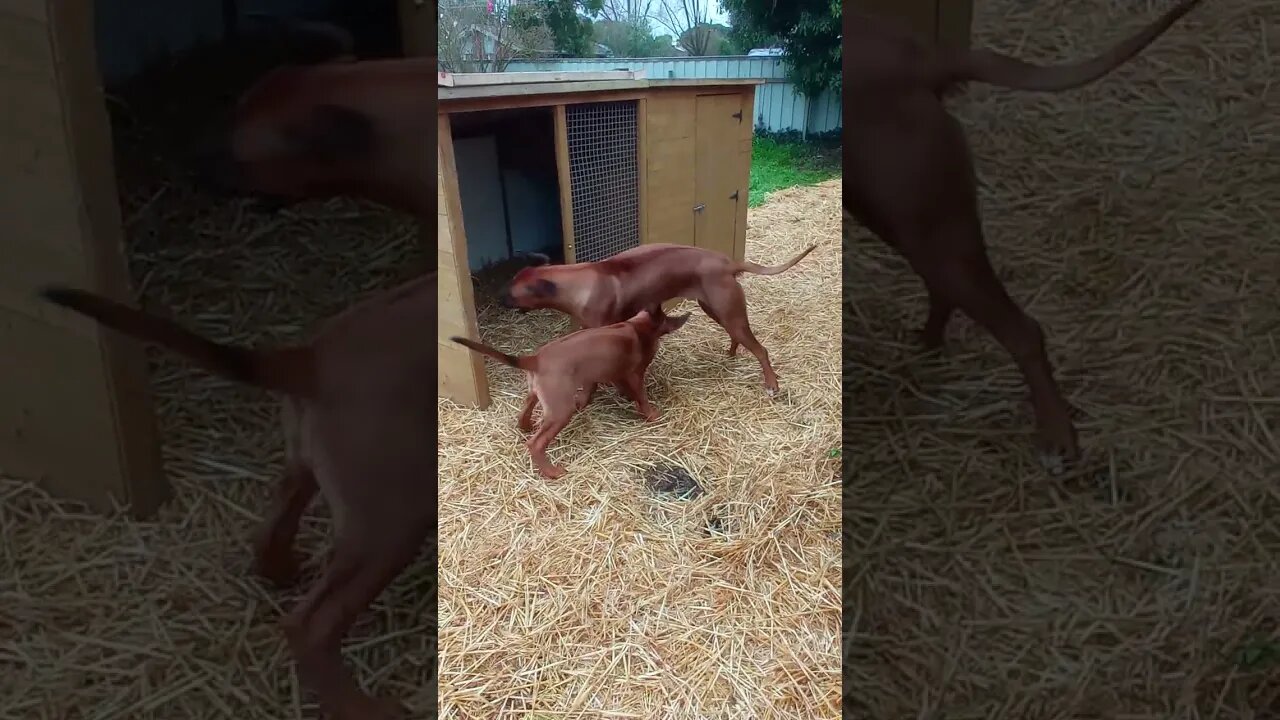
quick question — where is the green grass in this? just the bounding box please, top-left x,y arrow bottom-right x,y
748,136 -> 841,207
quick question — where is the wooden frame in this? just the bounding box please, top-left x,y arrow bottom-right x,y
439,70 -> 646,87
0,0 -> 167,517
437,114 -> 490,409
553,104 -> 576,265
397,0 -> 434,58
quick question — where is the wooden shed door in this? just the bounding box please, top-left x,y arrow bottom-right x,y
693,93 -> 744,257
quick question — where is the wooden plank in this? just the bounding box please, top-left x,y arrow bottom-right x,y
0,9 -> 54,80
647,79 -> 762,88
440,89 -> 646,115
644,92 -> 696,141
0,0 -> 46,23
645,136 -> 696,246
553,104 -> 576,264
440,79 -> 648,101
734,89 -> 755,262
0,0 -> 166,516
396,0 -> 434,58
444,70 -> 646,87
436,115 -> 490,409
694,93 -> 745,257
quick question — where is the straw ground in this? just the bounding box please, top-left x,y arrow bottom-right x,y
844,0 -> 1279,716
437,182 -> 842,717
1,48 -> 434,718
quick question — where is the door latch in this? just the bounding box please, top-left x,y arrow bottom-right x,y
729,190 -> 739,201
693,204 -> 706,213
732,111 -> 743,121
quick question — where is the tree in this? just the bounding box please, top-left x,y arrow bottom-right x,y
652,0 -> 719,56
598,0 -> 655,23
676,22 -> 730,57
594,17 -> 672,57
717,0 -> 839,95
437,0 -> 551,72
535,0 -> 605,56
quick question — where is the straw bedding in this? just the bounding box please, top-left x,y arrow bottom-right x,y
437,183 -> 843,718
845,0 -> 1280,716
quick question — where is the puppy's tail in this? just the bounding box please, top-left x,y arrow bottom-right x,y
40,286 -> 316,398
940,0 -> 1202,93
450,337 -> 535,371
735,244 -> 817,276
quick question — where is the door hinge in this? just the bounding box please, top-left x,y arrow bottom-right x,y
732,111 -> 743,121
729,190 -> 739,201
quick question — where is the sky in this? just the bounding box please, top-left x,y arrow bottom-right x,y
642,1 -> 731,35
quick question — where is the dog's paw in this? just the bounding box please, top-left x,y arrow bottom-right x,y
539,464 -> 567,479
1038,452 -> 1067,477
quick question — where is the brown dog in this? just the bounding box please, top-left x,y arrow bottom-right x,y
452,308 -> 691,479
39,275 -> 437,720
501,243 -> 816,396
843,0 -> 1203,470
193,56 -> 436,219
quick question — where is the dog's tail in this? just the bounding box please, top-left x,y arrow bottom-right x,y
940,0 -> 1201,93
735,244 -> 817,276
450,337 -> 535,371
40,286 -> 316,398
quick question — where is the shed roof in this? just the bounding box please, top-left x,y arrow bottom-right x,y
438,77 -> 763,106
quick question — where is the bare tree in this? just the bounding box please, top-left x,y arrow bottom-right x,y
438,0 -> 553,73
652,0 -> 717,56
599,0 -> 655,22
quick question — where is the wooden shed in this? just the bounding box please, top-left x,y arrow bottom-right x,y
0,0 -> 433,517
437,72 -> 764,408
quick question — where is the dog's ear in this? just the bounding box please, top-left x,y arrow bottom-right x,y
663,312 -> 692,333
531,278 -> 557,297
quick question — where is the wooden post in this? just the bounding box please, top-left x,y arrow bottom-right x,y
553,104 -> 576,264
436,114 -> 490,409
397,0 -> 434,58
0,0 -> 168,516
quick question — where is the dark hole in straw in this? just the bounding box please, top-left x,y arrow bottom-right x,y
644,463 -> 703,500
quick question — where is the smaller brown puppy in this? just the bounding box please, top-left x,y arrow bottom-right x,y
501,243 -> 816,395
40,275 -> 437,720
452,308 -> 690,479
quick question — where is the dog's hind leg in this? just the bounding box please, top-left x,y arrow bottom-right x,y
698,300 -> 738,356
282,520 -> 421,720
255,397 -> 319,588
253,461 -> 318,588
703,283 -> 779,395
526,390 -> 575,479
915,231 -> 1079,468
920,286 -> 956,351
517,392 -> 539,432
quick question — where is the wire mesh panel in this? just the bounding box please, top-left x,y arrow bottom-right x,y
565,101 -> 640,263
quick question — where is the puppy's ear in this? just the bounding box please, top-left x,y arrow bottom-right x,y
532,278 -> 557,297
663,312 -> 692,333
